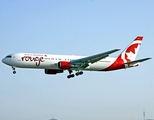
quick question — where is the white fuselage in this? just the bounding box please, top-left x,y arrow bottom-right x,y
2,36 -> 150,78
2,53 -> 117,71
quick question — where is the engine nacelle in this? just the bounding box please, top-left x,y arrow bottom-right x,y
58,61 -> 71,69
45,69 -> 63,74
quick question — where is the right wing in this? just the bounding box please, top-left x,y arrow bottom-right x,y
70,49 -> 120,69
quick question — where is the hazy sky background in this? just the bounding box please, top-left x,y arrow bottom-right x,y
0,1 -> 154,120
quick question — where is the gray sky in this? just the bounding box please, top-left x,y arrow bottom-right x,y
0,0 -> 154,120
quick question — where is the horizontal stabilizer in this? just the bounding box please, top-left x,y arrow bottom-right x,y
125,58 -> 151,65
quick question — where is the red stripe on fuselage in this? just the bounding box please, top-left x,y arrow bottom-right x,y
102,55 -> 125,71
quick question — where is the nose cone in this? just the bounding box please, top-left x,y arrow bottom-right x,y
2,58 -> 6,64
2,57 -> 11,66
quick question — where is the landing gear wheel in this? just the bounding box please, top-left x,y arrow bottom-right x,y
75,71 -> 83,76
13,71 -> 16,74
67,70 -> 75,79
79,71 -> 83,75
12,66 -> 16,74
67,75 -> 71,79
71,74 -> 75,77
75,72 -> 79,76
67,74 -> 75,79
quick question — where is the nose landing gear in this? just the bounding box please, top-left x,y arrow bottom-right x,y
12,66 -> 16,74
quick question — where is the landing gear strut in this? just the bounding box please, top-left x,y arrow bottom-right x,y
12,66 -> 16,74
67,70 -> 75,79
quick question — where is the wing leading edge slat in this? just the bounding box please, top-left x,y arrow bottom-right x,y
71,49 -> 120,68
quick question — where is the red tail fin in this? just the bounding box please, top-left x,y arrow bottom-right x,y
104,36 -> 143,71
120,36 -> 143,63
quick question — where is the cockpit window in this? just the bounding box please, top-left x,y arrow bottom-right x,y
6,55 -> 12,58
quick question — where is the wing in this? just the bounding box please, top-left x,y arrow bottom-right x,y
125,58 -> 151,65
70,49 -> 120,69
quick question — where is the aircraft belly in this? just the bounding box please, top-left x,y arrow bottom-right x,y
87,61 -> 111,71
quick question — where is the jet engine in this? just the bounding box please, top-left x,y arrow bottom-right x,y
58,61 -> 71,69
45,69 -> 63,74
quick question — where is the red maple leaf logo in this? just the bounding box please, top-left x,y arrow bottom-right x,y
125,43 -> 139,62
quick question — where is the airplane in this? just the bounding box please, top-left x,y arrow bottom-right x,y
2,36 -> 151,79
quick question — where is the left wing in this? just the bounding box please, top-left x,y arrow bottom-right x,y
70,49 -> 120,69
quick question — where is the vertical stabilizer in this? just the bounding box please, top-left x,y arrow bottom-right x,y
104,36 -> 144,71
120,36 -> 143,63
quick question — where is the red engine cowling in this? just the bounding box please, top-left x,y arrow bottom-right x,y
45,69 -> 63,74
58,61 -> 71,69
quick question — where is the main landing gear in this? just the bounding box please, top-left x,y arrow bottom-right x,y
67,70 -> 83,79
75,71 -> 83,76
12,66 -> 16,74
